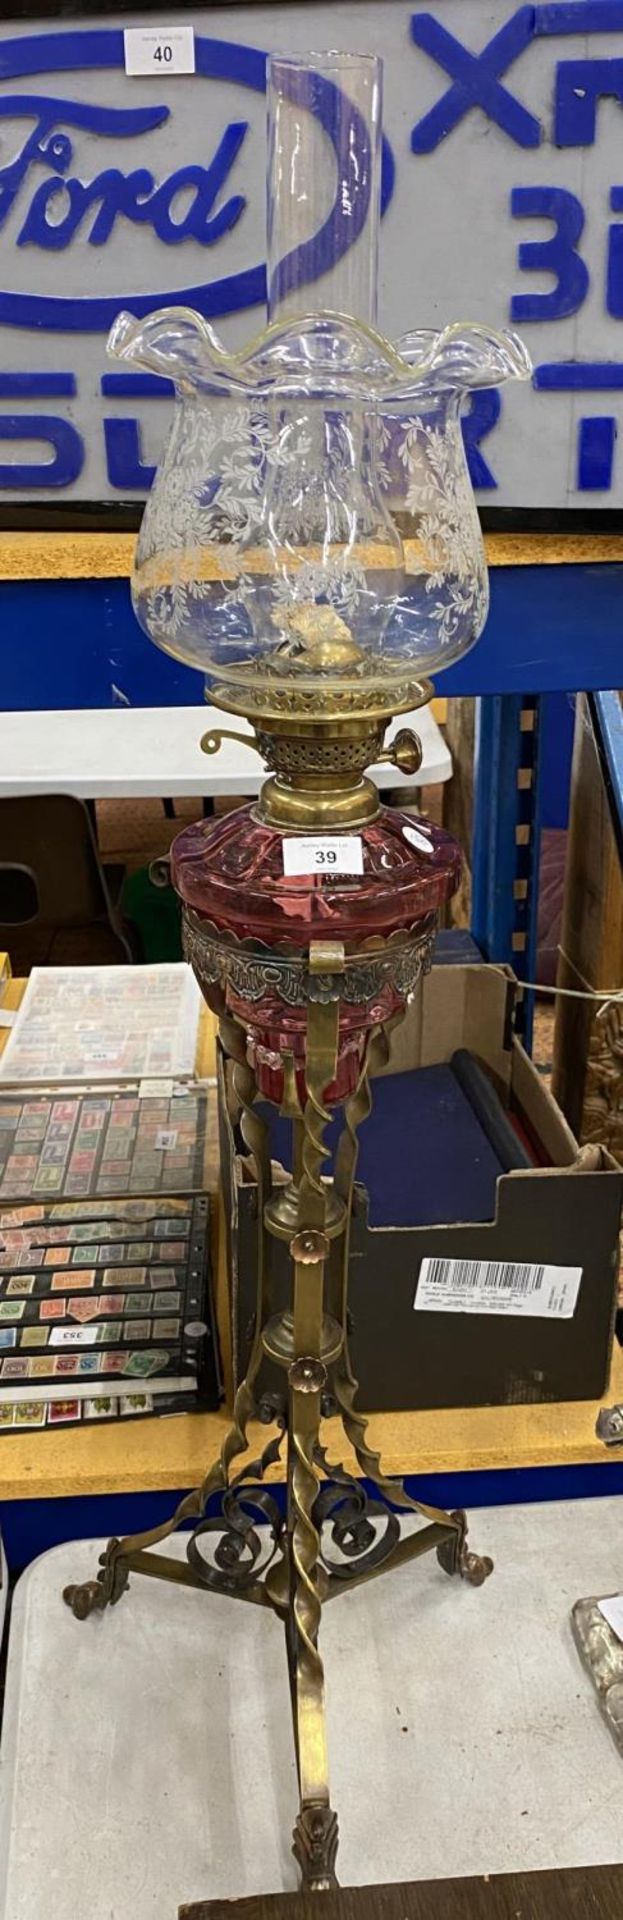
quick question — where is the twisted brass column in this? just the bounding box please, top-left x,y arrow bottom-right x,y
63,935 -> 492,1898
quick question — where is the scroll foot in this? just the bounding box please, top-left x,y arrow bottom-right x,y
292,1803 -> 339,1891
436,1509 -> 493,1585
63,1540 -> 130,1618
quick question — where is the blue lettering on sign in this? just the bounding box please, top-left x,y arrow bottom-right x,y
535,4 -> 623,32
0,370 -> 84,485
0,372 -> 76,396
410,9 -> 540,154
461,393 -> 501,490
510,186 -> 589,319
534,361 -> 623,387
607,186 -> 623,317
555,60 -> 623,146
0,415 -> 83,486
6,102 -> 249,250
0,96 -> 167,228
411,2 -> 623,151
100,374 -> 174,397
533,362 -> 623,493
4,6 -> 623,499
103,419 -> 155,490
101,372 -> 171,490
577,416 -> 616,488
0,29 -> 394,331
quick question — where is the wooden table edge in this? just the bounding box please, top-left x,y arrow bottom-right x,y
3,1375 -> 621,1502
1,531 -> 623,580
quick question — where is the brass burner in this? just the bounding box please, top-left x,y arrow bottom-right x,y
203,681 -> 433,830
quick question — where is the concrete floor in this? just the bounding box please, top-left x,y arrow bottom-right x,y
1,1498 -> 623,1917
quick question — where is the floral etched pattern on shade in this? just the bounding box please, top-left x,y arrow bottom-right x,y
109,307 -> 531,700
379,409 -> 489,650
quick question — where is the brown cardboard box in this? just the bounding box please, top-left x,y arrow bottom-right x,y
219,966 -> 622,1411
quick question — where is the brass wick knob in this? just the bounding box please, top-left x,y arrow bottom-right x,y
379,728 -> 423,777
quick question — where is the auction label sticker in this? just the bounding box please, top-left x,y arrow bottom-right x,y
124,25 -> 195,75
283,836 -> 364,878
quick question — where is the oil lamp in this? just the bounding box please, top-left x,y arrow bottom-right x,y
64,50 -> 530,1899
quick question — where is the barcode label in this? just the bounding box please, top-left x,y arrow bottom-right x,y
414,1255 -> 582,1319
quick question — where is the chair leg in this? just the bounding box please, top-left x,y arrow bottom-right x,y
85,799 -> 99,843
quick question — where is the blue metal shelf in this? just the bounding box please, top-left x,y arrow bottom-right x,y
1,562 -> 622,709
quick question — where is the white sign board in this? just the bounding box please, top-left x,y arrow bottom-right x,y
0,1 -> 620,510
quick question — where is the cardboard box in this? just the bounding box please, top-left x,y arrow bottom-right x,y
219,966 -> 623,1411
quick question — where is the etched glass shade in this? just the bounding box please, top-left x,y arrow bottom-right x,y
109,53 -> 530,717
120,49 -> 532,1111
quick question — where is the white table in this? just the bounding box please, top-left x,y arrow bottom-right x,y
0,705 -> 451,799
1,1497 -> 622,1918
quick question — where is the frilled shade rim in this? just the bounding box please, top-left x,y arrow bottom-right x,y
108,306 -> 532,402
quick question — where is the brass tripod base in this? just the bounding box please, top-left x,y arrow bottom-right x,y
63,1386 -> 492,1891
62,960 -> 494,1898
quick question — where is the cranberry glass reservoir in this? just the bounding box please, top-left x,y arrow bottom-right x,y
173,806 -> 460,1103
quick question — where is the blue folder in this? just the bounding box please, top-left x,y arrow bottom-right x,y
260,1053 -> 530,1230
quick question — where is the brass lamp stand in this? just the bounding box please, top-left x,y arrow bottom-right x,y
64,694 -> 493,1900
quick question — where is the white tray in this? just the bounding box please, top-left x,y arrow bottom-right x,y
2,1499 -> 623,1919
0,705 -> 451,800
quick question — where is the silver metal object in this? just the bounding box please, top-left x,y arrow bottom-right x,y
596,1405 -> 623,1447
572,1597 -> 623,1753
